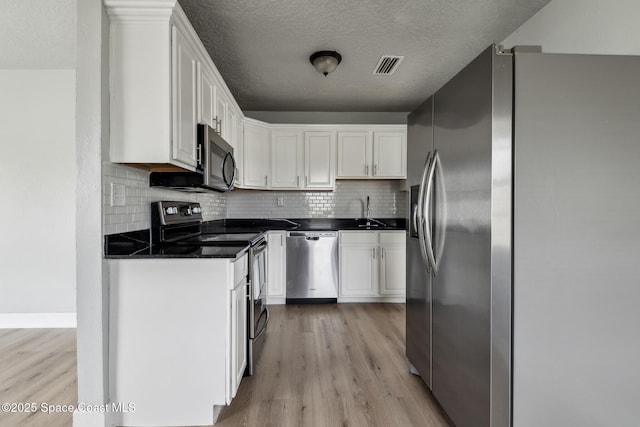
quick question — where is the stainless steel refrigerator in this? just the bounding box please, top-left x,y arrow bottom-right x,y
406,45 -> 640,427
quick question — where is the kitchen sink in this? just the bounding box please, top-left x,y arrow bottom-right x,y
355,218 -> 387,228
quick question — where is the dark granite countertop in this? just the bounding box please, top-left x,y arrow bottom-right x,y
104,218 -> 405,258
201,217 -> 406,233
104,229 -> 249,259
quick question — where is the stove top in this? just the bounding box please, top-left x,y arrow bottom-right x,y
152,201 -> 265,248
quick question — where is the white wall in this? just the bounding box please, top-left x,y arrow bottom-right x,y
503,0 -> 640,54
0,70 -> 77,323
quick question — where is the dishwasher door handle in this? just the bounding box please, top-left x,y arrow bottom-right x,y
306,236 -> 320,241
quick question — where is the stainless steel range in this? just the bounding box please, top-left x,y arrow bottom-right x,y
151,201 -> 269,376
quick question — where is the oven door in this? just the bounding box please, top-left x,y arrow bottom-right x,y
249,240 -> 268,340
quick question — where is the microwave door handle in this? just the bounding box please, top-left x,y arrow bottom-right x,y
222,152 -> 236,188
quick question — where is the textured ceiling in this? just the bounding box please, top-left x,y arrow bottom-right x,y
180,0 -> 550,112
0,0 -> 76,69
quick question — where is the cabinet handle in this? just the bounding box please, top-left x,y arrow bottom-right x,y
196,144 -> 202,164
305,176 -> 308,186
280,235 -> 283,246
297,176 -> 300,187
381,247 -> 384,258
365,164 -> 369,175
372,247 -> 376,259
264,175 -> 268,186
374,164 -> 377,175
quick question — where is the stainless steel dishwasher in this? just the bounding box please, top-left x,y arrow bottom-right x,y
286,231 -> 338,303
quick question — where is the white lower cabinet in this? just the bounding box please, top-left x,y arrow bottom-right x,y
340,244 -> 377,296
267,231 -> 286,304
339,231 -> 406,301
231,275 -> 247,398
379,244 -> 406,295
108,254 -> 248,427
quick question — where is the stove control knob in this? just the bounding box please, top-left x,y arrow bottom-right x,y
192,206 -> 202,214
181,207 -> 192,216
165,207 -> 178,215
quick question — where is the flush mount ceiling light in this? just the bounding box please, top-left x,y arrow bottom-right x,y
309,51 -> 342,76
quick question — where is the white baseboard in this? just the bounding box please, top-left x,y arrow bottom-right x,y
266,296 -> 286,305
0,313 -> 77,328
337,296 -> 406,303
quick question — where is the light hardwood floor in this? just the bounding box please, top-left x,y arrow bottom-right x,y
217,304 -> 449,427
0,304 -> 449,427
0,328 -> 77,427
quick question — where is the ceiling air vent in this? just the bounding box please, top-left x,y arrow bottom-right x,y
372,55 -> 405,75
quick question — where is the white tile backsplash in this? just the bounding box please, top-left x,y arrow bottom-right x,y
102,162 -> 226,234
226,180 -> 406,219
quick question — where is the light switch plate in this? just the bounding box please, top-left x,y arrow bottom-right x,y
277,197 -> 284,207
111,183 -> 126,207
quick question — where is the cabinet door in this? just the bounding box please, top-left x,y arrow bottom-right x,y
199,65 -> 215,128
171,25 -> 198,169
305,131 -> 335,189
339,245 -> 377,296
379,244 -> 406,296
243,123 -> 269,188
235,117 -> 244,186
373,131 -> 406,178
267,232 -> 285,298
271,131 -> 302,188
231,280 -> 247,398
215,86 -> 228,139
337,131 -> 371,178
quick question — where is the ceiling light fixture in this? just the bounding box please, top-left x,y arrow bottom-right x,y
309,51 -> 342,76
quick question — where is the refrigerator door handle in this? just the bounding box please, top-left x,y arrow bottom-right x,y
424,151 -> 438,275
433,152 -> 447,273
417,152 -> 432,272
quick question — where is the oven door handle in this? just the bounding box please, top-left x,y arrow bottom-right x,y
252,242 -> 267,257
254,307 -> 270,341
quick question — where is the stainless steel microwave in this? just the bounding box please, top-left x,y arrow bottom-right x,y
149,124 -> 236,193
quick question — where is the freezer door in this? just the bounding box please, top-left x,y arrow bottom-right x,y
406,97 -> 434,387
431,45 -> 512,427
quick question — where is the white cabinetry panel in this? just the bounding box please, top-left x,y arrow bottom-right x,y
379,245 -> 406,295
243,122 -> 270,188
337,131 -> 371,178
373,131 -> 406,178
171,25 -> 198,169
340,245 -> 377,296
271,131 -> 302,188
267,232 -> 286,304
305,131 -> 335,189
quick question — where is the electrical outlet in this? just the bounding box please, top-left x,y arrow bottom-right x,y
111,183 -> 126,207
277,197 -> 284,207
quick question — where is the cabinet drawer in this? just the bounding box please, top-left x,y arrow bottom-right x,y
379,232 -> 405,244
340,231 -> 378,245
233,253 -> 248,286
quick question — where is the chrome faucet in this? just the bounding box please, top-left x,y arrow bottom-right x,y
365,196 -> 371,222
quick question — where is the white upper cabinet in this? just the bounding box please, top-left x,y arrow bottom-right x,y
337,131 -> 371,178
198,64 -> 215,129
215,88 -> 228,140
105,1 -> 244,172
336,129 -> 406,179
373,131 -> 406,178
243,121 -> 270,188
305,131 -> 336,189
271,131 -> 303,188
171,25 -> 199,169
269,129 -> 335,190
